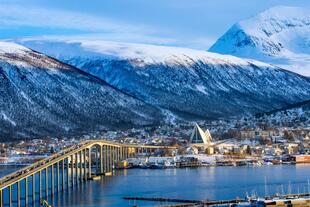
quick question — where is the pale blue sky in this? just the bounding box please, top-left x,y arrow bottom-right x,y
0,0 -> 309,49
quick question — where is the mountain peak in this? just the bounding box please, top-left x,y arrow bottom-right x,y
209,6 -> 310,76
238,6 -> 310,37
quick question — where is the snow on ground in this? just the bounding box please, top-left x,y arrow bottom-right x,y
1,111 -> 16,126
195,85 -> 208,95
16,37 -> 273,68
0,41 -> 29,54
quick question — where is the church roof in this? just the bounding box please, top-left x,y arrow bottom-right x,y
190,123 -> 212,145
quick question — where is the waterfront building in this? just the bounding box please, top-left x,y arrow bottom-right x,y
190,123 -> 212,145
189,123 -> 214,154
0,156 -> 8,164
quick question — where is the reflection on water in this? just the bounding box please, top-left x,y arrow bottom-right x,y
1,165 -> 310,207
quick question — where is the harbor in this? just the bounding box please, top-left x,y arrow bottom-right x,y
2,164 -> 310,207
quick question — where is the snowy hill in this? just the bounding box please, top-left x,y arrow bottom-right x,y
0,41 -> 162,139
209,6 -> 310,76
16,38 -> 310,121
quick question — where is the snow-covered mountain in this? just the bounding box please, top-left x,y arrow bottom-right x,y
17,38 -> 310,121
0,41 -> 163,139
209,6 -> 310,76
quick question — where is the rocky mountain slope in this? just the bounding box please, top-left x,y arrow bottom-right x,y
0,42 -> 163,139
209,6 -> 310,76
17,38 -> 310,122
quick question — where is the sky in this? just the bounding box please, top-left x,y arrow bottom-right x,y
0,0 -> 310,50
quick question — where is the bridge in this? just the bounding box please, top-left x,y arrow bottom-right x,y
0,140 -> 177,207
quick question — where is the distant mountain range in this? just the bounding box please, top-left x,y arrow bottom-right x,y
209,6 -> 310,76
1,5 -> 310,139
18,39 -> 310,119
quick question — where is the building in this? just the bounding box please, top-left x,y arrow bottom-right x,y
190,123 -> 214,154
0,157 -> 8,164
190,123 -> 212,145
290,155 -> 310,163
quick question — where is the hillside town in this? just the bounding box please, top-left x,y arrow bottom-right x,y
1,104 -> 309,167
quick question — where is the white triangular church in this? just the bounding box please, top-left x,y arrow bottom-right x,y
190,123 -> 212,145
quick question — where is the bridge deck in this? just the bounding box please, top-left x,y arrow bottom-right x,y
0,140 -> 176,190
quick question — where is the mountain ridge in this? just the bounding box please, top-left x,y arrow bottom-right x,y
0,41 -> 163,139
16,38 -> 310,121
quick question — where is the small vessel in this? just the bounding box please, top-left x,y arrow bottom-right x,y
91,175 -> 101,180
105,172 -> 113,176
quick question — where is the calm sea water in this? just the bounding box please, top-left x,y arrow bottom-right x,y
1,165 -> 310,207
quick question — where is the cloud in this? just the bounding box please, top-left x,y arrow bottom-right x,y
0,3 -> 215,50
0,4 -> 149,34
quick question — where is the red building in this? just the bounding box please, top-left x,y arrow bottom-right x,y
290,155 -> 310,163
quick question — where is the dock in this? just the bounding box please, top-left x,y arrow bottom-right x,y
124,196 -> 202,203
123,196 -> 245,206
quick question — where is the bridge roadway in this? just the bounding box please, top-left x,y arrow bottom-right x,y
0,139 -> 177,207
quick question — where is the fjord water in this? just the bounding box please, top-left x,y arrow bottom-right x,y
1,165 -> 310,207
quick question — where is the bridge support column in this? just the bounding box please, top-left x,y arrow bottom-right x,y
112,147 -> 116,167
88,148 -> 92,178
100,146 -> 104,174
62,159 -> 65,191
17,181 -> 20,207
95,147 -> 99,175
104,145 -> 108,173
80,151 -> 83,182
57,162 -> 60,193
25,177 -> 28,207
114,147 -> 116,168
51,164 -> 54,196
75,153 -> 78,185
119,147 -> 123,161
45,168 -> 48,200
108,146 -> 113,172
39,171 -> 42,203
66,157 -> 70,189
118,147 -> 121,161
83,149 -> 87,180
32,174 -> 35,205
9,185 -> 12,207
71,155 -> 74,189
117,147 -> 120,162
106,146 -> 110,172
0,189 -> 2,207
115,147 -> 118,163
111,146 -> 115,171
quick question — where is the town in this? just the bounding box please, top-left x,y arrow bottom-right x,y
1,104 -> 309,167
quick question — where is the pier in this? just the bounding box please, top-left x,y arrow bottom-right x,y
124,196 -> 245,206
